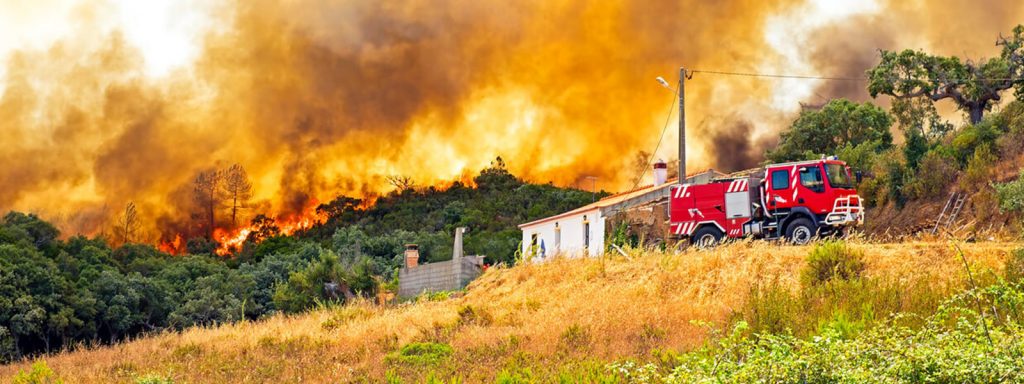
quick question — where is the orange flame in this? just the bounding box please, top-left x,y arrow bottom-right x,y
212,199 -> 328,256
158,234 -> 184,255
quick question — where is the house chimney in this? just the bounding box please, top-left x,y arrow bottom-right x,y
653,159 -> 668,186
404,244 -> 419,268
452,227 -> 467,260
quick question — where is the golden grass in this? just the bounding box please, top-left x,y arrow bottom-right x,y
1,240 -> 1019,383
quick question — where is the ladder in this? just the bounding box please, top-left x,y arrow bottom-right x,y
932,192 -> 967,235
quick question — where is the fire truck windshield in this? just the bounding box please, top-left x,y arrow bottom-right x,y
825,163 -> 853,189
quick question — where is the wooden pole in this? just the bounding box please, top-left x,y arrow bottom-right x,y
678,67 -> 686,184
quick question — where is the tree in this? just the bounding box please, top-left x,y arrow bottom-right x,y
192,169 -> 222,239
385,175 -> 416,191
273,248 -> 354,313
221,164 -> 253,228
245,214 -> 280,244
474,156 -> 523,191
766,99 -> 892,163
115,202 -> 140,246
868,25 -> 1024,124
316,196 -> 364,221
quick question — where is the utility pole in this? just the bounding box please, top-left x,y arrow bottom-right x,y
678,67 -> 686,184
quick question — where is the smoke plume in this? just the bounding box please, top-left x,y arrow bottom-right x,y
1,0 -> 1022,240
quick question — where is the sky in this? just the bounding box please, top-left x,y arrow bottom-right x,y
0,0 -> 1022,241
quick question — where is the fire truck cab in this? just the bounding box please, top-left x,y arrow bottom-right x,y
669,158 -> 863,246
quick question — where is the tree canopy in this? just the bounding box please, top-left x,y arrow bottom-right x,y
867,24 -> 1024,124
767,99 -> 892,163
0,160 -> 601,362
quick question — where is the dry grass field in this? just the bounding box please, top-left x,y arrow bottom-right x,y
2,240 -> 1019,383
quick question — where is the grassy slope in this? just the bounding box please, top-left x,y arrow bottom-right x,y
1,241 -> 1018,383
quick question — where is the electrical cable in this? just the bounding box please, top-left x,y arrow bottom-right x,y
631,80 -> 677,191
688,69 -> 1024,82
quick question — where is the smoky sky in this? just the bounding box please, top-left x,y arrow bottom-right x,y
1,0 -> 1022,239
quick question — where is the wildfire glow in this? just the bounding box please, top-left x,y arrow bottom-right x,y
1,0 -> 1021,248
212,204 -> 327,256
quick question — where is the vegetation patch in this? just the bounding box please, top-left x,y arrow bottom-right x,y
171,343 -> 203,360
558,324 -> 593,353
385,342 -> 454,366
12,361 -> 62,384
802,240 -> 866,286
134,374 -> 175,384
321,306 -> 373,330
456,304 -> 494,326
611,281 -> 1024,383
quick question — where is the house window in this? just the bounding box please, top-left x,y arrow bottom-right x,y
530,233 -> 538,256
771,170 -> 790,190
583,216 -> 591,251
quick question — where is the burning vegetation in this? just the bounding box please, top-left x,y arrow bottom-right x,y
2,0 -> 1024,247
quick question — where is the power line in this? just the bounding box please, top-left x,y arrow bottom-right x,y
631,80 -> 677,191
688,69 -> 1024,82
690,69 -> 866,81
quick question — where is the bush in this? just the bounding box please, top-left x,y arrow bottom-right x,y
743,281 -> 799,335
959,145 -> 996,193
385,342 -> 453,366
866,150 -> 908,207
611,281 -> 1024,383
12,361 -> 62,384
904,151 -> 958,199
994,170 -> 1024,214
802,241 -> 866,286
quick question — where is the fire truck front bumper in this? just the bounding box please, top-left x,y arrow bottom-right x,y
824,211 -> 864,226
824,195 -> 864,227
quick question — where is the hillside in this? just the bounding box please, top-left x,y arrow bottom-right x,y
3,240 -> 1019,383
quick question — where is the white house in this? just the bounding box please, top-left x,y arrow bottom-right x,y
518,162 -> 723,261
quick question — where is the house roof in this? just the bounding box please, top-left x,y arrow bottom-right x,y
517,169 -> 723,229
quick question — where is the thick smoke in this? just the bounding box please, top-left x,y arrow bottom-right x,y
0,0 -> 1022,240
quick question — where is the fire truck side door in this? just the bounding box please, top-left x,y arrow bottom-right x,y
725,192 -> 750,218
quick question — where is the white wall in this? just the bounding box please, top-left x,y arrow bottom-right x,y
520,208 -> 604,261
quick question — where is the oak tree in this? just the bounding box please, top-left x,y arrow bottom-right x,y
868,25 -> 1024,124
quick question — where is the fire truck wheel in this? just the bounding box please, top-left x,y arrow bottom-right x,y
785,218 -> 815,245
691,226 -> 724,248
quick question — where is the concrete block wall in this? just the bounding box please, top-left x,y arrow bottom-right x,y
398,256 -> 483,298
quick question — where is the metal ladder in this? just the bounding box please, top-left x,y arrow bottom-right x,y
932,192 -> 967,235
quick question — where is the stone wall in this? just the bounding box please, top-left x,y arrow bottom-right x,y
398,256 -> 484,298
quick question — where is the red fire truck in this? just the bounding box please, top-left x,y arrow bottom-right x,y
669,157 -> 864,246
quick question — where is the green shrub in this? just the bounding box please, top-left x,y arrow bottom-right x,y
802,241 -> 866,286
611,281 -> 1024,383
385,342 -> 453,366
743,281 -> 799,335
959,145 -> 996,193
12,361 -> 62,384
994,170 -> 1024,214
951,120 -> 1000,167
868,150 -> 908,207
904,150 -> 957,199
